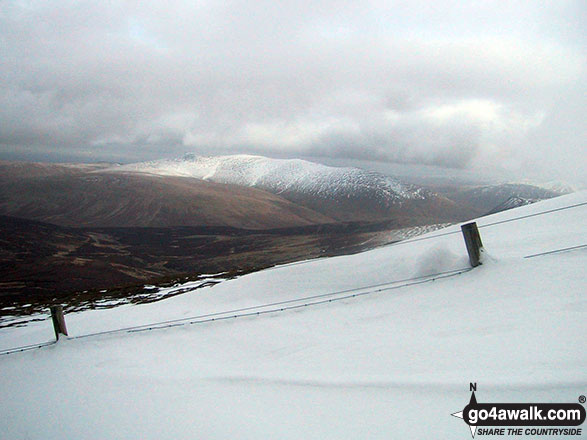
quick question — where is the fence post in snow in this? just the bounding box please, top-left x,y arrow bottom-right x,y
461,222 -> 483,267
50,305 -> 68,341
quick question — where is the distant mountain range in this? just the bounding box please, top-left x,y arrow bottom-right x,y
0,160 -> 330,229
485,196 -> 539,215
439,183 -> 565,215
0,156 -> 570,230
111,154 -> 424,203
0,155 -> 572,311
104,154 -> 472,225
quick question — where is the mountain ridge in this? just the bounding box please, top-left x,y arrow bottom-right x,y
106,154 -> 473,223
0,161 -> 334,229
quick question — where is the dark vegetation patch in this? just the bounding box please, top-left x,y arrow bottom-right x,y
0,215 -> 404,320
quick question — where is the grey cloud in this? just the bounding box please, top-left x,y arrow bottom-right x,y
0,0 -> 585,184
301,110 -> 482,169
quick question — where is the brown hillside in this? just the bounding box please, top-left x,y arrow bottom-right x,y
0,162 -> 333,229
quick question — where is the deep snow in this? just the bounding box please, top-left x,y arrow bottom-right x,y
0,192 -> 585,439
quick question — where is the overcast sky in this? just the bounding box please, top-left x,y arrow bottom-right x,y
1,1 -> 585,185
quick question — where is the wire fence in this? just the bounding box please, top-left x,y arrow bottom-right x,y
0,267 -> 471,355
70,267 -> 472,340
0,340 -> 56,356
384,201 -> 587,248
523,244 -> 587,259
1,199 -> 586,356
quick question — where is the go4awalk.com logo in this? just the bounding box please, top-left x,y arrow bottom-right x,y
451,383 -> 586,438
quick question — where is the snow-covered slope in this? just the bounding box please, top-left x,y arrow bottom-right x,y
0,192 -> 585,439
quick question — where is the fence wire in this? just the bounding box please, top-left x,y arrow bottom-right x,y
1,200 -> 586,356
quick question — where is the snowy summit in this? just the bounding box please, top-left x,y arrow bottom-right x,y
109,154 -> 425,202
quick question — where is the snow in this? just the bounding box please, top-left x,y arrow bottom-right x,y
104,154 -> 424,201
512,179 -> 581,194
0,192 -> 585,439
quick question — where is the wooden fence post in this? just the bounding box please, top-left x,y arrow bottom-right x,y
461,222 -> 483,267
50,305 -> 68,341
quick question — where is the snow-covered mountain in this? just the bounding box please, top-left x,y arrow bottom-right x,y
108,154 -> 472,223
1,191 -> 585,439
444,182 -> 563,215
111,154 -> 424,201
485,195 -> 539,215
513,179 -> 578,195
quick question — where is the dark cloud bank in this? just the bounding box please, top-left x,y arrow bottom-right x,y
0,1 -> 585,184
